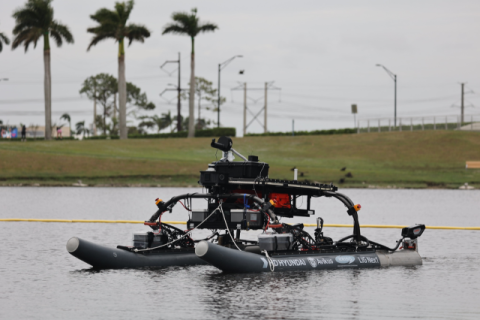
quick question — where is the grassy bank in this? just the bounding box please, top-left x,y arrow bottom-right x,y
0,131 -> 479,188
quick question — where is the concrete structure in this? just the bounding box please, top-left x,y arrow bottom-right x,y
459,122 -> 480,132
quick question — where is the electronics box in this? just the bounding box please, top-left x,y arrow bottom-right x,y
192,210 -> 208,222
230,209 -> 263,228
132,231 -> 166,249
214,161 -> 269,179
258,233 -> 293,251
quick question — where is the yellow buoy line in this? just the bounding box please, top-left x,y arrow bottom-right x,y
0,218 -> 479,230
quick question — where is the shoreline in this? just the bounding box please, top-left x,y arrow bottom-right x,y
0,181 -> 476,190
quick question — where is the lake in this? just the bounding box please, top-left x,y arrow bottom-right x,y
1,187 -> 479,319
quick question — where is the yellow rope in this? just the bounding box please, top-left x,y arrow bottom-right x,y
0,219 -> 479,230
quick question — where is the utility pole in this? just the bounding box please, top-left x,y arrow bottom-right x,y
160,53 -> 183,132
461,82 -> 465,124
453,83 -> 474,124
217,55 -> 243,128
232,81 -> 281,135
198,91 -> 201,121
243,83 -> 247,136
376,64 -> 397,127
113,93 -> 117,119
93,83 -> 97,136
264,82 -> 268,133
395,75 -> 397,127
218,64 -> 221,127
176,52 -> 181,131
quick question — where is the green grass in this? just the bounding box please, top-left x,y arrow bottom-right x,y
1,131 -> 479,188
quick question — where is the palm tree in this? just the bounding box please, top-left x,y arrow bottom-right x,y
87,0 -> 150,140
162,8 -> 218,138
0,32 -> 10,52
138,112 -> 172,133
152,112 -> 173,133
11,0 -> 74,140
60,113 -> 71,137
75,121 -> 88,139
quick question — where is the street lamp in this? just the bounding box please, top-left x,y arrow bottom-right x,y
376,64 -> 397,127
218,55 -> 243,128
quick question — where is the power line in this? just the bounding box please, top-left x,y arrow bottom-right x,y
1,73 -> 173,85
159,53 -> 185,132
0,110 -> 91,116
0,96 -> 88,104
451,82 -> 475,123
232,82 -> 281,135
282,92 -> 460,104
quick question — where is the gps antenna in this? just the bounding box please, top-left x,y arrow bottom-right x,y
211,136 -> 248,162
211,136 -> 232,151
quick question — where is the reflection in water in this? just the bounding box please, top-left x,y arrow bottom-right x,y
202,271 -> 317,319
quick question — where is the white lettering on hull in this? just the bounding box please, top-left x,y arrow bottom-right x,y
358,256 -> 379,264
268,254 -> 380,269
272,259 -> 307,267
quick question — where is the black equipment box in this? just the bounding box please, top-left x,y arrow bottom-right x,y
215,161 -> 269,179
230,209 -> 263,229
199,171 -> 229,186
191,210 -> 208,222
258,233 -> 293,251
132,231 -> 166,249
200,161 -> 269,186
188,205 -> 265,230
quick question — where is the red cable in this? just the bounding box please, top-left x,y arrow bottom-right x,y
269,224 -> 283,228
179,200 -> 192,211
265,215 -> 270,231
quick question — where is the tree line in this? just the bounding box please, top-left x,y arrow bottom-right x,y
0,0 -> 218,140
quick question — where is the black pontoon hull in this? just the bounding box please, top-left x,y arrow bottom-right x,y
67,237 -> 207,269
195,241 -> 422,273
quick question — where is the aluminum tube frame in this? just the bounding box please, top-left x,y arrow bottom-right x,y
149,191 -> 361,241
149,193 -> 278,223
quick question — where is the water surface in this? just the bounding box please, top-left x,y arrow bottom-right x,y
1,187 -> 479,319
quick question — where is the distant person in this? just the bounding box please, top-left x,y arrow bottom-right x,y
57,127 -> 62,139
21,125 -> 26,142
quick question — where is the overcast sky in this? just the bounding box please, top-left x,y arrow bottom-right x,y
1,0 -> 479,135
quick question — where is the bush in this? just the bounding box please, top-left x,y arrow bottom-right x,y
81,127 -> 236,140
195,127 -> 236,137
128,132 -> 187,139
0,136 -> 77,141
245,128 -> 356,137
84,135 -> 119,140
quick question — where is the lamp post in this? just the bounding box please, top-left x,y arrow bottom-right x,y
376,64 -> 397,127
218,55 -> 242,128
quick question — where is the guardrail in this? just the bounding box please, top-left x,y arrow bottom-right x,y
357,114 -> 480,133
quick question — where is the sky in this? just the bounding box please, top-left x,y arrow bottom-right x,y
0,0 -> 479,136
